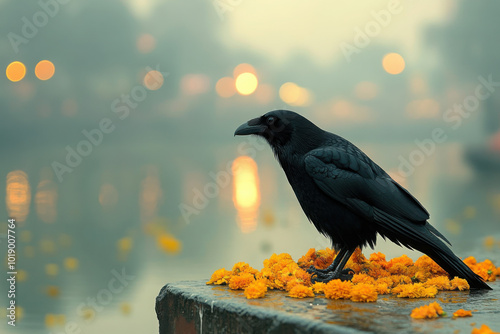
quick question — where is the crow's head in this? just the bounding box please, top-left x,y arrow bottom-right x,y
234,110 -> 324,156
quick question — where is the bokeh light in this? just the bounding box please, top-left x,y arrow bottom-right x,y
406,98 -> 440,119
354,81 -> 378,100
215,77 -> 236,98
279,82 -> 312,106
35,60 -> 55,81
232,156 -> 260,233
235,72 -> 258,95
99,183 -> 119,208
382,53 -> 405,75
136,33 -> 156,54
143,70 -> 164,90
35,179 -> 58,223
6,61 -> 26,82
180,74 -> 210,95
6,170 -> 31,223
233,63 -> 256,77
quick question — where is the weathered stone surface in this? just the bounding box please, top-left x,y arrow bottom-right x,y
156,280 -> 499,334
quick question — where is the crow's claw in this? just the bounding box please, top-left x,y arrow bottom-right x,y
310,268 -> 354,284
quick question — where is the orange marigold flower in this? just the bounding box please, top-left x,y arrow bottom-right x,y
388,254 -> 414,267
410,302 -> 445,319
312,282 -> 326,294
232,262 -> 258,275
229,272 -> 255,290
388,263 -> 410,275
376,277 -> 394,288
374,283 -> 390,295
367,264 -> 390,279
452,309 -> 472,317
313,248 -> 336,270
288,284 -> 314,298
324,279 -> 352,300
495,267 -> 500,278
471,324 -> 500,334
412,269 -> 432,283
397,283 -> 438,298
450,277 -> 470,291
207,268 -> 232,285
463,256 -> 477,267
350,248 -> 367,264
368,252 -> 387,266
352,273 -> 376,285
415,255 -> 447,275
297,248 -> 317,269
424,276 -> 451,290
350,283 -> 377,302
244,280 -> 267,299
391,275 -> 412,287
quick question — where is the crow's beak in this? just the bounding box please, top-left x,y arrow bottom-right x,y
234,117 -> 265,136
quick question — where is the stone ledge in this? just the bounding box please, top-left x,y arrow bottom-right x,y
156,280 -> 499,334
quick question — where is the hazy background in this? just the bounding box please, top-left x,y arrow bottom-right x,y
1,0 -> 500,333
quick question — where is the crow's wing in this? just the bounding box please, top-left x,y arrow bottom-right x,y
304,147 -> 430,224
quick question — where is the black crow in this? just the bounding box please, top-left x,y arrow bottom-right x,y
234,110 -> 491,289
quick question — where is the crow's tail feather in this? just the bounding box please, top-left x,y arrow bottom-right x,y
373,209 -> 491,290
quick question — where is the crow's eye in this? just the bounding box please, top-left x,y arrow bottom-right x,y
266,116 -> 276,125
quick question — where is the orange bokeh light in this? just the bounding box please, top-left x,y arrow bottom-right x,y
143,70 -> 164,90
35,60 -> 55,81
382,53 -> 405,75
137,33 -> 156,54
233,63 -> 256,78
215,77 -> 236,98
6,170 -> 31,223
6,61 -> 26,82
279,82 -> 311,106
232,156 -> 260,233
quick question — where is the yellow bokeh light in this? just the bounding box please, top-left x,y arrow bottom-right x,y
35,60 -> 55,81
382,53 -> 405,75
232,156 -> 260,233
233,63 -> 256,77
6,61 -> 26,82
215,77 -> 236,98
143,70 -> 164,90
64,257 -> 79,271
279,82 -> 312,106
157,233 -> 182,254
45,263 -> 59,277
235,72 -> 258,95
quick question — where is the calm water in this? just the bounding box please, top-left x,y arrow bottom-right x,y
1,136 -> 499,334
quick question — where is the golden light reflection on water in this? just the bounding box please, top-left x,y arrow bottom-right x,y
232,156 -> 260,233
35,179 -> 58,223
6,170 -> 31,223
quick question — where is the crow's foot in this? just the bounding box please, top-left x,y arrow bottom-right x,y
309,268 -> 354,283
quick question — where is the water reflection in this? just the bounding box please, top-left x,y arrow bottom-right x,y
232,156 -> 260,233
6,170 -> 31,223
